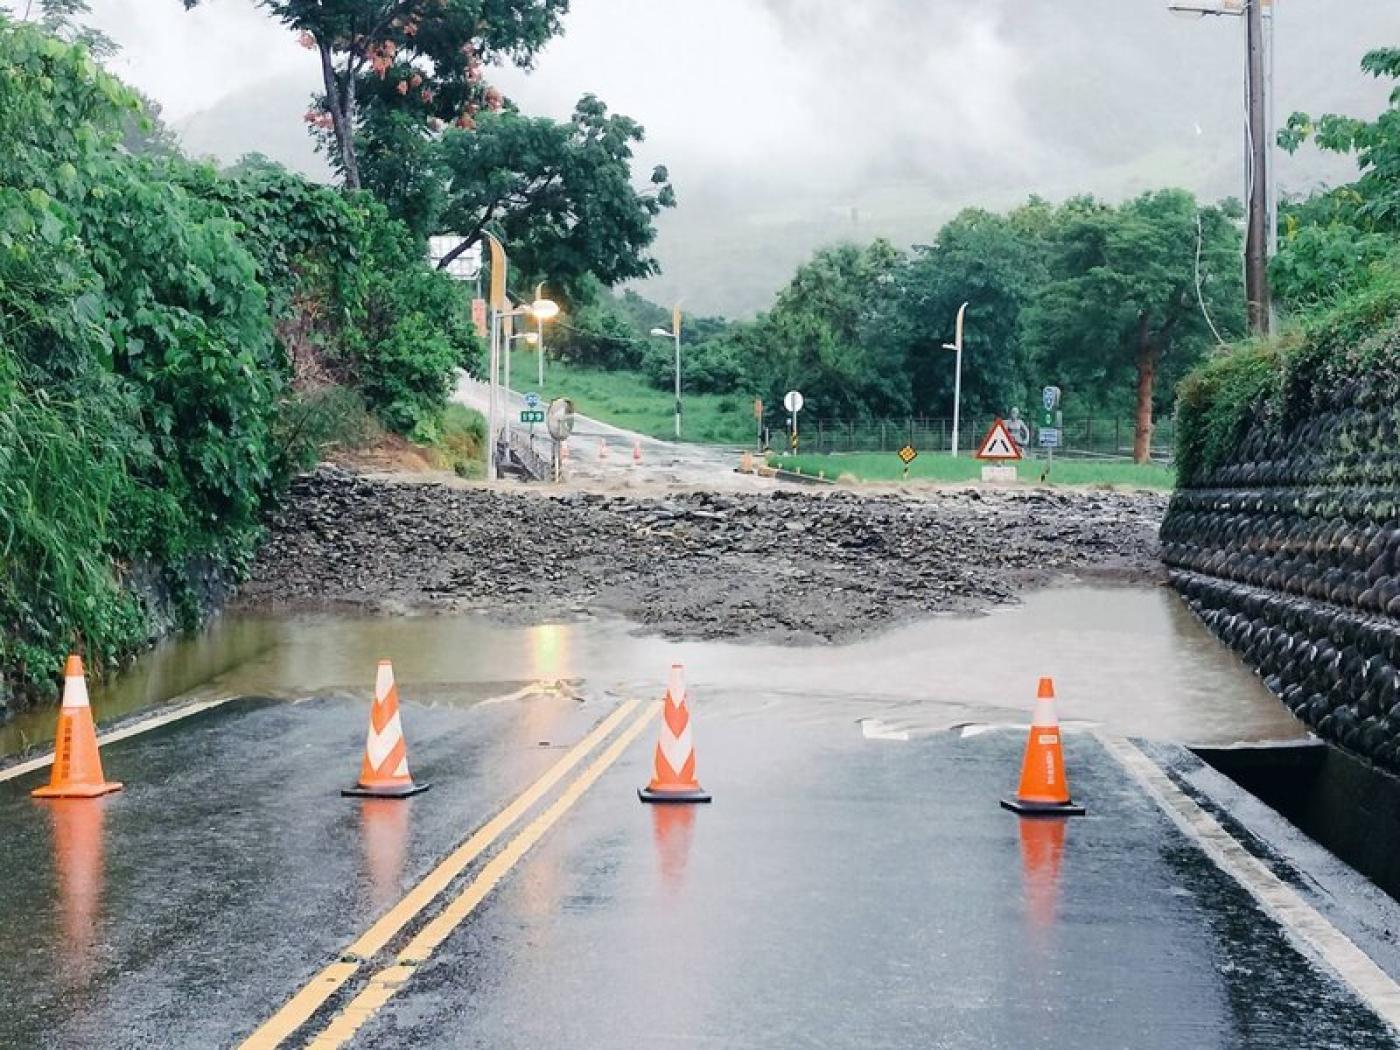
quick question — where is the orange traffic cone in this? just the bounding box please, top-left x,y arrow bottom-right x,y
598,439 -> 609,462
343,660 -> 430,798
32,656 -> 122,799
639,664 -> 711,803
561,440 -> 570,462
1000,677 -> 1085,816
633,440 -> 643,466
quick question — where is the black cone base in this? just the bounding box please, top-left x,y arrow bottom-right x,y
343,781 -> 431,799
639,786 -> 712,804
1000,797 -> 1085,817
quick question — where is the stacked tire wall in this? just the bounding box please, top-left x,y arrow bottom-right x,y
1162,379 -> 1400,769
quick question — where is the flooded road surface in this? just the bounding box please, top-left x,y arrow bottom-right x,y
6,582 -> 1383,1049
0,581 -> 1303,762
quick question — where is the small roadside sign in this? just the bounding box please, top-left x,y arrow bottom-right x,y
524,392 -> 541,409
975,418 -> 1023,461
1042,385 -> 1061,412
1039,427 -> 1061,449
784,390 -> 804,414
520,410 -> 545,424
897,444 -> 917,465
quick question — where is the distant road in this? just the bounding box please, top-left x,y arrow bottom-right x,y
453,373 -> 758,486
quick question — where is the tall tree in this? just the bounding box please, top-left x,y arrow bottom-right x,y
1024,190 -> 1244,463
430,95 -> 675,290
750,240 -> 907,418
179,0 -> 568,190
885,207 -> 1048,420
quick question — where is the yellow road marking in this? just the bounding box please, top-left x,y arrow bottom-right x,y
238,697 -> 642,1050
305,701 -> 659,1049
0,697 -> 238,785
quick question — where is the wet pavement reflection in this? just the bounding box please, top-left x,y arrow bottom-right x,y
0,583 -> 1350,1049
42,797 -> 109,989
1,582 -> 1306,766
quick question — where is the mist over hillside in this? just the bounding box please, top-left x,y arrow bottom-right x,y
148,0 -> 1396,316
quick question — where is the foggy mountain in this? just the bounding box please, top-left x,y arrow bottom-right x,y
157,1 -> 1395,316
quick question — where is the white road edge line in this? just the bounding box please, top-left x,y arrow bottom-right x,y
0,697 -> 237,785
1097,731 -> 1400,1033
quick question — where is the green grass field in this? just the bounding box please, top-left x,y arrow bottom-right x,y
509,352 -> 759,444
773,451 -> 1175,489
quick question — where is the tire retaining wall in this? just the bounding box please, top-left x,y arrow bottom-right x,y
1161,391 -> 1400,769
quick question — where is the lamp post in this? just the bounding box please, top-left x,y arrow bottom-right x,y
533,282 -> 554,389
1167,0 -> 1275,334
650,304 -> 683,440
942,302 -> 968,457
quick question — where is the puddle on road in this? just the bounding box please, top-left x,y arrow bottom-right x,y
0,582 -> 1304,760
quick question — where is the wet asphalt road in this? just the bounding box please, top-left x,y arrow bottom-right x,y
3,668 -> 1398,1048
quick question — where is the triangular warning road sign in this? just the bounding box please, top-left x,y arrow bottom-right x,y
975,418 -> 1024,461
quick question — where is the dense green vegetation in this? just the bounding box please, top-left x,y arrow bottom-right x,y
0,3 -> 675,705
550,192 -> 1244,464
0,15 -> 481,703
773,453 -> 1176,490
1176,47 -> 1400,485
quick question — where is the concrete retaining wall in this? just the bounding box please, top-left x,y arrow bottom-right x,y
1161,391 -> 1400,770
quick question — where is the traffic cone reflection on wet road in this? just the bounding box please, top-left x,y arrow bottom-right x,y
639,664 -> 711,803
1018,814 -> 1068,930
359,798 -> 411,912
343,660 -> 430,798
46,798 -> 109,986
1000,677 -> 1085,816
32,655 -> 122,799
651,804 -> 697,890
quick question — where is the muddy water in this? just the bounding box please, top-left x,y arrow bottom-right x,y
0,582 -> 1303,760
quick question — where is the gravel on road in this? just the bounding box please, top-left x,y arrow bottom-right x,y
236,468 -> 1169,644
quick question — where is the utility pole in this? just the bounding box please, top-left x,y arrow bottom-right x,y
1245,0 -> 1271,334
1168,0 -> 1275,334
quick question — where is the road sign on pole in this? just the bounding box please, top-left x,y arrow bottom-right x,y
784,391 -> 803,452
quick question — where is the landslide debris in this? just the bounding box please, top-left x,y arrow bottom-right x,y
238,468 -> 1169,643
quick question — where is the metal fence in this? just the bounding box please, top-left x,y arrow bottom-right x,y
795,417 -> 1176,462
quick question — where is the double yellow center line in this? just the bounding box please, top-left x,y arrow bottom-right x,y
240,697 -> 656,1049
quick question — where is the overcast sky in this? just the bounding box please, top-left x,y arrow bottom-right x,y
7,0 -> 1398,313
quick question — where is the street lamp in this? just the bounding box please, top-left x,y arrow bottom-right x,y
650,304 -> 683,439
501,292 -> 558,446
942,302 -> 968,457
530,283 -> 557,388
1167,0 -> 1275,333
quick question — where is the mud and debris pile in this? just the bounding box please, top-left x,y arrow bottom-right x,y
239,468 -> 1167,644
1162,388 -> 1400,768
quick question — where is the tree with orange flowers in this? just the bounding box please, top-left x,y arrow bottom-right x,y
180,1 -> 567,190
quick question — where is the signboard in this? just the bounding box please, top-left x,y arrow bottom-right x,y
1008,416 -> 1031,447
784,390 -> 804,414
1038,427 -> 1062,449
1042,385 -> 1062,412
546,398 -> 576,441
427,235 -> 482,281
897,445 -> 918,465
524,392 -> 541,409
975,418 -> 1024,461
471,298 -> 487,338
981,465 -> 1018,483
520,410 -> 545,424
